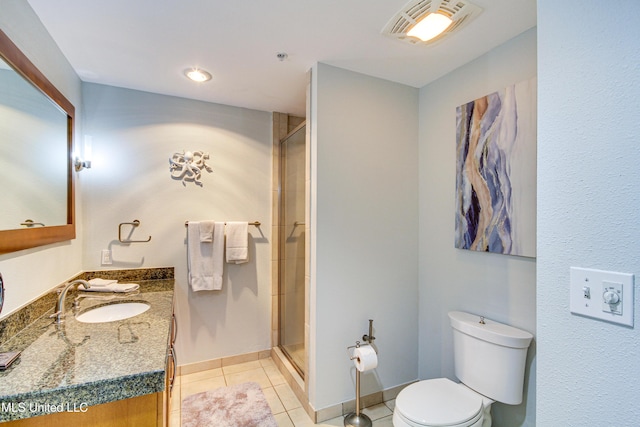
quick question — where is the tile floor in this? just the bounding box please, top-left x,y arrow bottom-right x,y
171,357 -> 396,426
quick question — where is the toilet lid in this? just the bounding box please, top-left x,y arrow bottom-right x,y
396,378 -> 483,427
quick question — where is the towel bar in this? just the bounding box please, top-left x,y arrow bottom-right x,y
184,221 -> 261,227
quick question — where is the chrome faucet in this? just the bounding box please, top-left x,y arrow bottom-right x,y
50,280 -> 90,324
73,291 -> 139,309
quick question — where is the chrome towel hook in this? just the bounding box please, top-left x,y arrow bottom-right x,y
118,220 -> 152,243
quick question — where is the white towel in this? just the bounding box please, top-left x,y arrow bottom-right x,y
87,278 -> 118,287
188,221 -> 225,291
199,220 -> 214,242
77,283 -> 139,293
225,221 -> 249,264
211,222 -> 225,288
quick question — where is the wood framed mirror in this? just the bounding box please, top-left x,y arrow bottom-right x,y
0,29 -> 75,254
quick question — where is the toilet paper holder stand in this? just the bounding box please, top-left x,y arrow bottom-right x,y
362,318 -> 376,346
345,319 -> 376,427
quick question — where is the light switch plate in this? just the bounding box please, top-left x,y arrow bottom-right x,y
570,267 -> 634,327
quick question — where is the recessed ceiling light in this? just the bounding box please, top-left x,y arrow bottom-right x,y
184,68 -> 212,83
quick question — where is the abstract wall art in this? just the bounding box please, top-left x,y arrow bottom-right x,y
455,78 -> 537,257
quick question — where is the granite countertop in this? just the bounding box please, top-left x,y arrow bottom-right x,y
0,274 -> 174,422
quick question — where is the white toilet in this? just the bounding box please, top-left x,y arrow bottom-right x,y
393,311 -> 533,427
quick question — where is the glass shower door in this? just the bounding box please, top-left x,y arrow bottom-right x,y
278,124 -> 306,377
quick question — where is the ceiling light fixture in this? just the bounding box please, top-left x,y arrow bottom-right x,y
406,13 -> 453,42
382,0 -> 482,46
184,68 -> 212,83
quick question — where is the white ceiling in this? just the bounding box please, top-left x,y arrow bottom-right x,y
27,0 -> 536,117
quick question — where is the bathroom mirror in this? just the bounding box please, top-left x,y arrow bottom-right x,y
0,273 -> 4,313
0,273 -> 3,315
0,29 -> 75,254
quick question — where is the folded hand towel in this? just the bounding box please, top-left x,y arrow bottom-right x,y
88,278 -> 118,287
77,283 -> 139,293
199,220 -> 214,242
225,222 -> 249,264
188,221 -> 225,291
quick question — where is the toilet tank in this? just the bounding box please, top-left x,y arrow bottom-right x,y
448,311 -> 533,405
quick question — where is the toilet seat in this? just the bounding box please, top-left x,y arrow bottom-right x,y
394,378 -> 483,427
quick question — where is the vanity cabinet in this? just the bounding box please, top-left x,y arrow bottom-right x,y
163,307 -> 178,426
3,393 -> 163,427
6,312 -> 177,427
0,274 -> 176,427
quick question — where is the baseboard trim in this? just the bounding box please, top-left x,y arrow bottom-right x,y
176,349 -> 271,376
315,381 -> 414,423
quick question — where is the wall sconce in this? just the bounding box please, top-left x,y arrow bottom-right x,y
74,135 -> 92,172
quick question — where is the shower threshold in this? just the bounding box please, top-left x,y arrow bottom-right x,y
279,343 -> 305,380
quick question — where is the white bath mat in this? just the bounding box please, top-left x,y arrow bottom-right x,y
181,381 -> 277,427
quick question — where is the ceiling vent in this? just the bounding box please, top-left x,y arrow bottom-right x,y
382,0 -> 482,45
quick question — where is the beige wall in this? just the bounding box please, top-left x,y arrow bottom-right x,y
81,83 -> 273,365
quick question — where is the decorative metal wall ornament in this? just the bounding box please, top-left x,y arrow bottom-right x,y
169,150 -> 212,186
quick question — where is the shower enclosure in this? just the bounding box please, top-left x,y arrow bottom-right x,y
278,122 -> 306,377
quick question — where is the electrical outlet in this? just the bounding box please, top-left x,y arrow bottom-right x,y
101,249 -> 112,265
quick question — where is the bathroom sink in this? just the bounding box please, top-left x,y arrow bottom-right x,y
76,302 -> 150,323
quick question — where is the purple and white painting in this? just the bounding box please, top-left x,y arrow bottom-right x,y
455,78 -> 536,257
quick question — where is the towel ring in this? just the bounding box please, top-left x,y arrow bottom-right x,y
118,220 -> 152,243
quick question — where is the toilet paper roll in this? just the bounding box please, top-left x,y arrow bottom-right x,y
353,345 -> 378,372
